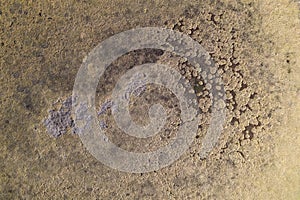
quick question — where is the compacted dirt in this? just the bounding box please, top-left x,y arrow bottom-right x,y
0,0 -> 299,199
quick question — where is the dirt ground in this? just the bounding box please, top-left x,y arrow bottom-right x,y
0,0 -> 299,199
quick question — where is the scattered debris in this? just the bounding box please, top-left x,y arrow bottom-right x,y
44,96 -> 115,137
99,120 -> 108,129
97,100 -> 114,116
44,97 -> 75,138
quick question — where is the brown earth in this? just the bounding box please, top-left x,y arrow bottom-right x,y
0,0 -> 299,199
